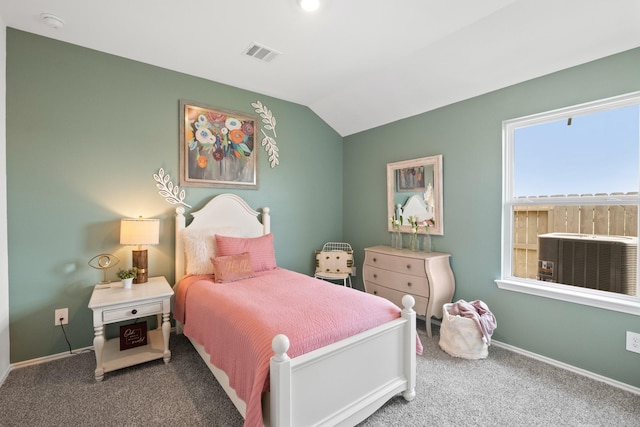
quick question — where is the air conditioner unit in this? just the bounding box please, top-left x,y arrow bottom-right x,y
538,232 -> 638,296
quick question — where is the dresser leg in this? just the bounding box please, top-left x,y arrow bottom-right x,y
93,325 -> 105,381
162,312 -> 171,364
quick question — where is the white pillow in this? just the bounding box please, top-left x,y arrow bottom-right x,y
183,228 -> 216,275
182,226 -> 241,275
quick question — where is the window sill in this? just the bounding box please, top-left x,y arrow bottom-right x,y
495,278 -> 640,316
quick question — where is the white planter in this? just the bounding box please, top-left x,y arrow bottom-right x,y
122,278 -> 133,289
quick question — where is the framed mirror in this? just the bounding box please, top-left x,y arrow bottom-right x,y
387,155 -> 443,235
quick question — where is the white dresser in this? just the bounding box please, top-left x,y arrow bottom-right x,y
363,245 -> 455,337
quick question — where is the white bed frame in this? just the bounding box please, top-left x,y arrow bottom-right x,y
174,193 -> 417,426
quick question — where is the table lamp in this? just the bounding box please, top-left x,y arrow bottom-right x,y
120,217 -> 160,283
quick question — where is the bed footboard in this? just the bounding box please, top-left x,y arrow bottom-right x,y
270,295 -> 417,427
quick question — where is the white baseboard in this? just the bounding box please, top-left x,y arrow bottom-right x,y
491,339 -> 640,396
0,365 -> 10,387
10,345 -> 94,370
8,326 -> 178,372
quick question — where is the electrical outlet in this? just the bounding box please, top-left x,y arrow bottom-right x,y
54,308 -> 68,326
626,331 -> 640,354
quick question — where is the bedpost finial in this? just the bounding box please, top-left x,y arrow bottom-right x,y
402,294 -> 415,310
272,334 -> 290,361
262,207 -> 270,214
176,206 -> 185,215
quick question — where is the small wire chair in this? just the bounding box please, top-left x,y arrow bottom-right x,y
314,242 -> 354,287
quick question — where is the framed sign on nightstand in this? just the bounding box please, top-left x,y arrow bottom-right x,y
119,322 -> 148,351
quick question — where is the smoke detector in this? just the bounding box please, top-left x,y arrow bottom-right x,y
41,13 -> 65,29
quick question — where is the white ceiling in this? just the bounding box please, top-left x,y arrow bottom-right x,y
2,0 -> 640,136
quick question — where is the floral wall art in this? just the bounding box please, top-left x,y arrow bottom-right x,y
179,100 -> 258,188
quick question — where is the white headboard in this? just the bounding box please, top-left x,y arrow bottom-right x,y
175,193 -> 270,282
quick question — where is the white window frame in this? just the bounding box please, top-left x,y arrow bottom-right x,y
496,91 -> 640,316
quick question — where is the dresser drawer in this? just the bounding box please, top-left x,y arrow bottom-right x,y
103,301 -> 163,323
365,251 -> 427,277
365,266 -> 429,297
366,283 -> 428,316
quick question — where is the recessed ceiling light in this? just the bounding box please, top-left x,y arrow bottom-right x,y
298,0 -> 320,12
41,13 -> 65,29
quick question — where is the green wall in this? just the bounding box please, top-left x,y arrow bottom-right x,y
6,29 -> 343,362
344,47 -> 640,388
7,27 -> 640,390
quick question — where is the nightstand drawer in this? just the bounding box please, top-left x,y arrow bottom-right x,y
365,251 -> 427,277
103,301 -> 162,323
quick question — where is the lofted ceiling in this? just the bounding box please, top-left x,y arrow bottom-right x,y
2,0 -> 640,136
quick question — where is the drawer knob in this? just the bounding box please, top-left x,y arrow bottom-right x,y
373,257 -> 377,263
407,282 -> 412,287
373,291 -> 378,295
373,274 -> 377,279
131,309 -> 138,315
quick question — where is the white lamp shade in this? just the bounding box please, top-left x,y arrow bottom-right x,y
120,218 -> 160,246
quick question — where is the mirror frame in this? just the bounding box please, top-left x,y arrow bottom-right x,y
387,155 -> 443,235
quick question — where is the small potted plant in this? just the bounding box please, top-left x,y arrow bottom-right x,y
117,267 -> 138,289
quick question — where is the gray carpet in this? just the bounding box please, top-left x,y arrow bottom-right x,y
1,321 -> 639,427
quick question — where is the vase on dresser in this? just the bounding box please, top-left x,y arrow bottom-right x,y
409,233 -> 419,251
391,229 -> 402,249
422,232 -> 432,252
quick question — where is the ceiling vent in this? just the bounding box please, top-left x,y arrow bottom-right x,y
244,43 -> 280,62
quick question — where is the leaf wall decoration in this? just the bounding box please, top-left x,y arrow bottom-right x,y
153,168 -> 192,208
252,101 -> 280,168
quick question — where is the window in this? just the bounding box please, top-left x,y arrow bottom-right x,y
497,92 -> 640,315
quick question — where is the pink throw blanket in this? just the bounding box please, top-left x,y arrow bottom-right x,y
174,268 -> 422,427
449,299 -> 497,345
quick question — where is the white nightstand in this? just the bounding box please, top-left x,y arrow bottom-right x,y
88,276 -> 174,381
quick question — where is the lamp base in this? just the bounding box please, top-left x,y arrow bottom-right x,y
132,249 -> 148,283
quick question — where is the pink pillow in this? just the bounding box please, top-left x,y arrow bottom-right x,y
210,253 -> 255,283
215,233 -> 277,272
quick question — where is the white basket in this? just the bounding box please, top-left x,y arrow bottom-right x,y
439,303 -> 488,359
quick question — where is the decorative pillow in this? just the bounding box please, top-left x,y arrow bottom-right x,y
215,233 -> 277,272
183,229 -> 216,275
210,253 -> 255,283
315,250 -> 354,275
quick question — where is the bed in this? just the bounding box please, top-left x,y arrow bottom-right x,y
173,193 -> 419,427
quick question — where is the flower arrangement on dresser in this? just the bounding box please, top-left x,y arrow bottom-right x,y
390,215 -> 403,249
407,216 -> 420,251
405,216 -> 435,252
422,218 -> 436,230
421,218 -> 435,252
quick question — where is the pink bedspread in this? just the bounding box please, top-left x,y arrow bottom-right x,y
174,268 -> 422,427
